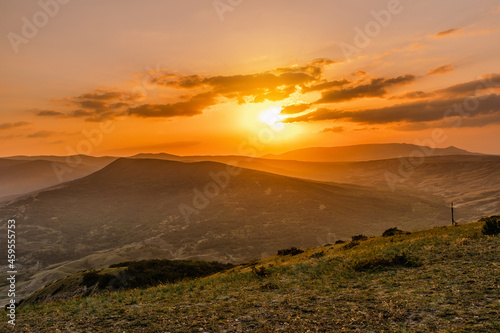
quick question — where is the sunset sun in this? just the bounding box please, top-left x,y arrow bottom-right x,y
258,106 -> 285,130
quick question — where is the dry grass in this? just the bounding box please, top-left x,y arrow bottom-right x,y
1,221 -> 499,332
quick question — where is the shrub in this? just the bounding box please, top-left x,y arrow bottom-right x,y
309,251 -> 325,259
353,252 -> 421,272
109,259 -> 233,289
382,227 -> 409,237
252,266 -> 270,277
277,247 -> 304,256
335,240 -> 345,245
481,216 -> 500,236
81,271 -> 116,288
351,234 -> 368,241
343,241 -> 360,250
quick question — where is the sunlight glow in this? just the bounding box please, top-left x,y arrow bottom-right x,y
259,107 -> 285,130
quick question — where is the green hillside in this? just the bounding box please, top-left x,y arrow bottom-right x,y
2,220 -> 499,332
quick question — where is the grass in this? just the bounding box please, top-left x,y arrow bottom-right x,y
1,220 -> 499,332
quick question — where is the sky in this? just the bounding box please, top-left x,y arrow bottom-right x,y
0,0 -> 499,157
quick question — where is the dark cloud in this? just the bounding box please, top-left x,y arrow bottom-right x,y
280,103 -> 311,115
395,73 -> 500,99
34,110 -> 64,117
435,28 -> 461,37
315,75 -> 416,103
428,64 -> 454,76
286,94 -> 500,126
0,121 -> 31,130
37,88 -> 143,121
26,130 -> 54,138
302,79 -> 350,93
127,92 -> 217,118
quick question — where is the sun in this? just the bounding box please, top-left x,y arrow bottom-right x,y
258,107 -> 285,130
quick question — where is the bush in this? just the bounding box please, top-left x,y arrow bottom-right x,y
351,235 -> 368,241
252,266 -> 270,277
335,240 -> 345,244
309,251 -> 325,259
109,259 -> 233,289
382,227 -> 409,237
481,216 -> 500,236
343,241 -> 360,250
81,271 -> 116,288
353,252 -> 421,272
277,247 -> 304,256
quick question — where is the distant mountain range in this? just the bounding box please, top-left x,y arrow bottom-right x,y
263,143 -> 479,162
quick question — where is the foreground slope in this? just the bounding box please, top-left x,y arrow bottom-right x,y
3,221 -> 498,332
0,158 -> 447,304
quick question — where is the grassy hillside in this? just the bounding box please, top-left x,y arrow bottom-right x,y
2,220 -> 498,332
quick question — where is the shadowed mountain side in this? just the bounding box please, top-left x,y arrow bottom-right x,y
0,156 -> 117,202
131,154 -> 500,220
263,143 -> 479,162
0,158 -> 449,303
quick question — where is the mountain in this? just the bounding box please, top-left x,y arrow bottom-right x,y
0,158 -> 448,304
0,155 -> 116,202
129,153 -> 500,219
263,143 -> 479,162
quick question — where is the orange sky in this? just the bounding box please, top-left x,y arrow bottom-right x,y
1,0 -> 499,157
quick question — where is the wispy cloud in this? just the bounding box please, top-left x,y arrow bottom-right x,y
428,64 -> 454,76
26,130 -> 55,138
314,75 -> 416,104
435,28 -> 462,37
0,121 -> 31,130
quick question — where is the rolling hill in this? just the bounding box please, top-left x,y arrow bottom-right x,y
0,158 -> 449,305
263,143 -> 479,162
0,155 -> 116,202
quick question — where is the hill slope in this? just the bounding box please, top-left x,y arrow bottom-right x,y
0,155 -> 116,202
0,158 -> 448,304
264,143 -> 479,162
3,221 -> 498,332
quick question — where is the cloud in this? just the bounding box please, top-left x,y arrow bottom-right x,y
148,59 -> 338,106
302,79 -> 350,93
285,94 -> 500,126
435,28 -> 461,37
34,110 -> 64,117
30,59 -> 344,122
315,74 -> 416,104
428,64 -> 454,76
127,92 -> 217,118
26,130 -> 55,138
0,121 -> 31,130
280,103 -> 311,115
320,126 -> 344,133
393,73 -> 500,99
38,88 -> 143,122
